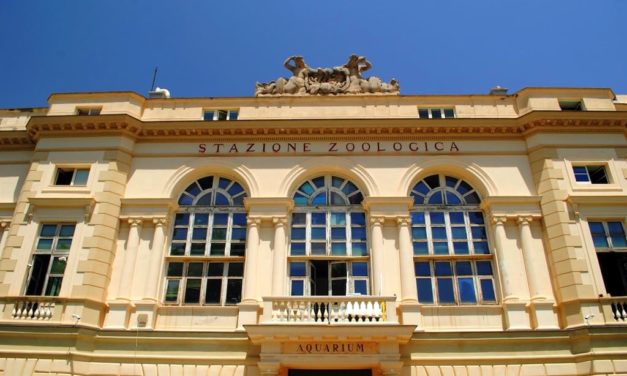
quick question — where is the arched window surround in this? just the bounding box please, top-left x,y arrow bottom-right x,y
288,175 -> 369,297
410,174 -> 498,306
165,176 -> 247,306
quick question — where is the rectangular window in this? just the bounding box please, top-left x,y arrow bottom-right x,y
170,212 -> 246,257
25,224 -> 76,296
289,211 -> 367,257
573,165 -> 609,184
411,211 -> 488,256
164,261 -> 243,305
76,107 -> 101,116
289,260 -> 369,296
54,168 -> 89,186
417,108 -> 455,119
203,109 -> 238,121
559,100 -> 583,111
588,221 -> 627,297
414,260 -> 496,305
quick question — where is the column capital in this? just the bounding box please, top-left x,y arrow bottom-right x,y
272,216 -> 288,227
153,217 -> 168,227
491,215 -> 508,225
370,216 -> 385,225
128,218 -> 143,227
517,216 -> 534,225
396,216 -> 411,226
247,217 -> 262,226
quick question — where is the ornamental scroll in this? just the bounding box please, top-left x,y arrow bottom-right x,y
255,55 -> 399,96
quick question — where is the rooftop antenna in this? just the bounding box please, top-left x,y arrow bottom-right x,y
150,66 -> 158,91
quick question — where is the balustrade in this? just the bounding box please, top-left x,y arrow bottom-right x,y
262,296 -> 397,324
11,299 -> 55,320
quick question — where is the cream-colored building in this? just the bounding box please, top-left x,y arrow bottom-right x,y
0,83 -> 626,375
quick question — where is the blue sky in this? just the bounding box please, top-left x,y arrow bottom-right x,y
1,0 -> 626,108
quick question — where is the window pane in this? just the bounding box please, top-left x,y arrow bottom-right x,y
435,262 -> 452,276
588,166 -> 608,184
433,242 -> 448,255
445,192 -> 462,205
431,109 -> 442,118
290,262 -> 306,277
232,213 -> 247,226
190,243 -> 205,256
173,228 -> 187,241
175,213 -> 190,226
352,262 -> 368,276
41,225 -> 57,237
207,263 -> 223,276
167,263 -> 183,277
348,192 -> 363,205
418,109 -> 429,118
432,227 -> 447,239
311,213 -> 326,225
413,242 -> 428,255
230,243 -> 245,256
165,280 -> 180,302
36,239 -> 53,250
291,242 -> 306,255
231,228 -> 247,241
184,279 -> 201,303
185,182 -> 201,196
352,242 -> 368,256
437,278 -> 455,304
458,278 -> 477,303
480,279 -> 496,302
468,212 -> 484,224
474,241 -> 490,254
212,228 -> 227,241
55,169 -> 73,185
44,276 -> 62,296
193,228 -> 207,240
428,192 -> 443,205
228,263 -> 244,276
330,212 -> 346,225
452,227 -> 467,239
59,225 -> 75,237
187,263 -> 203,277
449,212 -> 464,224
315,192 -> 329,205
215,193 -> 229,205
205,279 -> 222,304
354,280 -> 367,295
471,227 -> 486,239
331,263 -> 347,278
291,280 -> 304,296
415,262 -> 431,276
342,182 -> 358,195
312,177 -> 325,188
443,109 -> 455,118
194,214 -> 209,226
311,242 -> 326,255
352,227 -> 366,240
350,212 -> 365,225
331,228 -> 346,240
311,228 -> 326,240
170,243 -> 185,255
331,243 -> 347,256
412,227 -> 427,240
213,213 -> 228,225
453,242 -> 469,255
417,279 -> 434,303
411,212 -> 425,224
455,261 -> 472,275
50,257 -> 67,274
476,261 -> 493,275
608,222 -> 626,247
292,213 -> 306,225
226,279 -> 242,304
430,212 -> 445,224
203,111 -> 214,121
300,182 -> 315,195
291,228 -> 306,240
26,255 -> 50,295
211,243 -> 225,256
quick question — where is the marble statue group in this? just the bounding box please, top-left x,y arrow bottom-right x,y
255,55 -> 399,96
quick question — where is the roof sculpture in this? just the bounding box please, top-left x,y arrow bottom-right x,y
255,55 -> 399,96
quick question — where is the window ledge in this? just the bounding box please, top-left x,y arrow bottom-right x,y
567,194 -> 627,206
41,186 -> 90,194
571,184 -> 622,192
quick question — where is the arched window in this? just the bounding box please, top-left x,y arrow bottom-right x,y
289,176 -> 368,296
165,176 -> 247,306
410,174 -> 497,305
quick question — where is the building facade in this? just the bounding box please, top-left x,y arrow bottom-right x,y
0,80 -> 626,375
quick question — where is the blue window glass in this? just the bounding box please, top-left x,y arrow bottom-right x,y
232,213 -> 247,226
352,262 -> 369,276
351,212 -> 366,225
453,242 -> 469,255
231,228 -> 246,241
437,278 -> 455,304
354,280 -> 368,295
215,193 -> 229,206
291,280 -> 304,296
445,176 -> 458,188
445,191 -> 462,205
173,228 -> 187,241
291,243 -> 306,256
330,212 -> 345,225
312,177 -> 325,188
331,228 -> 346,240
458,278 -> 477,303
608,222 -> 626,247
311,228 -> 326,240
294,193 -> 308,206
175,213 -> 190,226
170,243 -> 185,256
292,213 -> 306,225
190,243 -> 205,256
352,242 -> 368,256
178,194 -> 193,206
452,227 -> 467,239
480,279 -> 496,302
411,212 -> 425,224
417,279 -> 434,303
311,213 -> 326,225
435,262 -> 452,276
194,214 -> 209,226
468,212 -> 484,224
415,262 -> 431,276
433,242 -> 449,255
428,192 -> 443,205
291,228 -> 306,240
313,192 -> 328,205
476,261 -> 493,275
213,214 -> 228,225
449,212 -> 464,224
430,212 -> 445,224
471,227 -> 486,239
474,241 -> 490,254
192,228 -> 207,240
331,243 -> 347,256
573,166 -> 589,182
185,182 -> 201,196
456,261 -> 472,275
413,242 -> 428,255
348,192 -> 363,205
196,193 -> 212,205
290,262 -> 306,276
352,227 -> 366,240
432,227 -> 447,239
412,227 -> 427,240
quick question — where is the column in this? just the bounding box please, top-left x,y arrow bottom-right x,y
117,218 -> 142,299
369,216 -> 385,295
397,216 -> 418,302
145,218 -> 167,300
271,217 -> 287,296
242,217 -> 261,303
518,217 -> 552,299
491,216 -> 517,300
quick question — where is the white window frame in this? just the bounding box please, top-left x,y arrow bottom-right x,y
76,107 -> 101,116
164,261 -> 244,305
53,167 -> 90,186
417,108 -> 455,119
203,109 -> 239,121
288,260 -> 370,296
